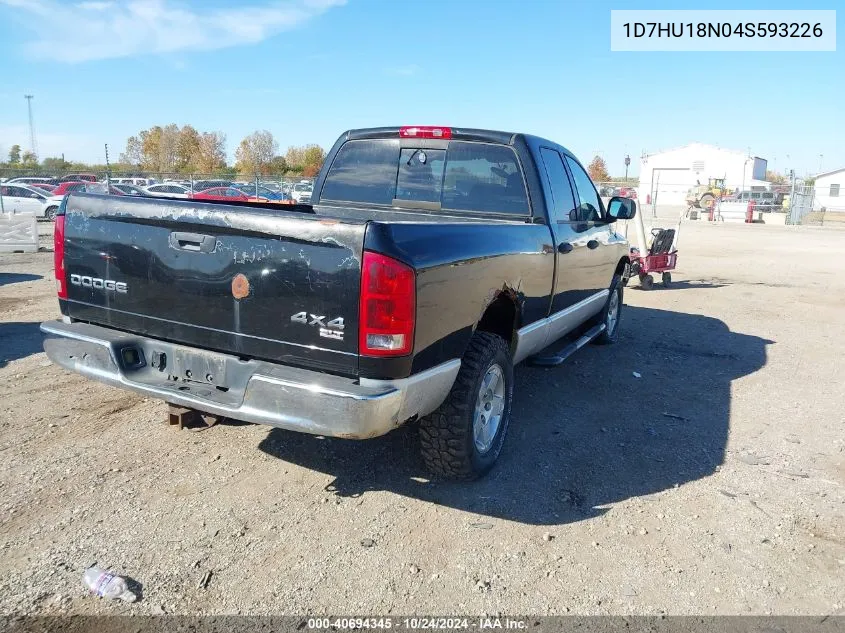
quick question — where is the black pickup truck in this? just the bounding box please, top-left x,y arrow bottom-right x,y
42,126 -> 636,479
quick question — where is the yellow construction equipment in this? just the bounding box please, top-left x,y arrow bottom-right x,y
686,178 -> 730,210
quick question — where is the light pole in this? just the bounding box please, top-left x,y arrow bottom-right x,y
104,144 -> 111,187
24,94 -> 38,161
624,154 -> 630,181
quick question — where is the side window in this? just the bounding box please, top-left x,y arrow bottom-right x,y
564,156 -> 603,222
539,148 -> 577,223
7,186 -> 26,197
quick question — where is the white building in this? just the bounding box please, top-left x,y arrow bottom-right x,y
638,143 -> 768,205
813,168 -> 844,211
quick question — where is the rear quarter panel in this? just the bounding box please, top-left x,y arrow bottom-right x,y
362,221 -> 554,379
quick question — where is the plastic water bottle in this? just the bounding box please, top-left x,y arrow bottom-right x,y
82,566 -> 137,602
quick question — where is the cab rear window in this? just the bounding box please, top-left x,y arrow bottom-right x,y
320,139 -> 529,215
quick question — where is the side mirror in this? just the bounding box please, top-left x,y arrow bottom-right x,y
607,196 -> 637,222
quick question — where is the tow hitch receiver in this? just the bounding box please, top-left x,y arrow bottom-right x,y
167,403 -> 221,430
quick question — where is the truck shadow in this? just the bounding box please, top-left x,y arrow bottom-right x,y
630,279 -> 728,291
0,272 -> 42,286
0,322 -> 46,368
257,306 -> 772,526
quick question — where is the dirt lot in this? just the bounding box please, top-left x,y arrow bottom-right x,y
0,220 -> 843,616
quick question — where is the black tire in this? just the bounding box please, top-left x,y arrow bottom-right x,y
593,274 -> 623,345
419,331 -> 513,480
662,272 -> 672,287
699,193 -> 715,210
45,206 -> 58,221
640,274 -> 654,290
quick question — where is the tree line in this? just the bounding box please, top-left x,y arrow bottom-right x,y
2,125 -> 326,177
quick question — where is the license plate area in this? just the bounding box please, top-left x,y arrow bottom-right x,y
170,348 -> 228,388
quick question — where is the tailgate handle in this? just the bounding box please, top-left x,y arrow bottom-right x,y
170,232 -> 216,253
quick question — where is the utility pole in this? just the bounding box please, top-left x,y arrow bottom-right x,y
624,154 -> 630,182
104,143 -> 111,187
24,95 -> 37,160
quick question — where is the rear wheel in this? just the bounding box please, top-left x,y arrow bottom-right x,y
640,273 -> 654,290
662,272 -> 672,287
419,331 -> 513,480
45,206 -> 58,221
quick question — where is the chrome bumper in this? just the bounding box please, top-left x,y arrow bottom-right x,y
40,320 -> 460,439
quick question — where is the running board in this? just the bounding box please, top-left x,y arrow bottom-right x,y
526,323 -> 606,367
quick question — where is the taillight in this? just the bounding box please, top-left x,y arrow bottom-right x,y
54,215 -> 67,299
399,126 -> 452,140
359,251 -> 415,356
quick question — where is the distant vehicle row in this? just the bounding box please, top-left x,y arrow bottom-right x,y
1,176 -> 315,201
0,179 -> 315,220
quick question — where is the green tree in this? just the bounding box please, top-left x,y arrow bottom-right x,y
284,145 -> 306,171
8,144 -> 21,164
176,125 -> 201,172
120,135 -> 142,167
587,155 -> 609,183
41,156 -> 70,171
21,151 -> 37,166
235,130 -> 278,175
765,170 -> 786,184
140,126 -> 163,171
302,144 -> 326,177
269,155 -> 288,174
194,132 -> 227,173
158,124 -> 181,173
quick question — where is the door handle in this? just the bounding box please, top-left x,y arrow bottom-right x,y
558,242 -> 573,254
587,239 -> 600,250
169,232 -> 216,253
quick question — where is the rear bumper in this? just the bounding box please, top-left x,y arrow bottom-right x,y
40,320 -> 460,439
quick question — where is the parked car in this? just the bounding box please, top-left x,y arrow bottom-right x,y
192,180 -> 232,191
191,187 -> 269,202
113,177 -> 156,187
732,190 -> 784,212
50,181 -> 88,197
0,184 -> 55,218
143,183 -> 191,198
111,183 -> 149,196
30,183 -> 58,193
291,182 -> 313,203
59,173 -> 98,183
231,183 -> 292,201
7,176 -> 58,186
42,183 -> 123,220
41,125 -> 636,479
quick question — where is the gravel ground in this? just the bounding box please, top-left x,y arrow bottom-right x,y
0,220 -> 843,616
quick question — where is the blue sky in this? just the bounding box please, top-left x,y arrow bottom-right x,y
0,0 -> 841,176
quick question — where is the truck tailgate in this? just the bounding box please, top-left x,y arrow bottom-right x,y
62,194 -> 363,375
